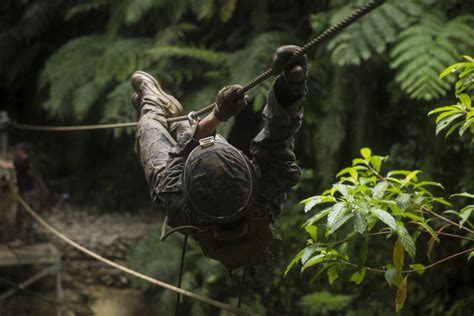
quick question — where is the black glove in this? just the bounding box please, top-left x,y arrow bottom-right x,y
213,85 -> 248,121
271,45 -> 308,104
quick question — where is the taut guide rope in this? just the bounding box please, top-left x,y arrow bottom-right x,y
9,0 -> 386,131
15,194 -> 257,316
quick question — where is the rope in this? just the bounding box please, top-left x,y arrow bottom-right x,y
10,0 -> 386,130
15,194 -> 257,316
11,121 -> 137,132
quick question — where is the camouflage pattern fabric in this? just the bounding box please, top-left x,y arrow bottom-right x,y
135,77 -> 305,269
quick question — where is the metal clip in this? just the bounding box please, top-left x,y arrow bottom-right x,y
199,136 -> 215,148
187,111 -> 197,126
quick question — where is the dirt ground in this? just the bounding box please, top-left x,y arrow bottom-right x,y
1,205 -> 161,316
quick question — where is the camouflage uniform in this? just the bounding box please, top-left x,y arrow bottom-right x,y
135,78 -> 305,269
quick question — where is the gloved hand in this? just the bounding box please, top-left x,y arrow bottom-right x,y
271,45 -> 308,82
271,45 -> 308,103
213,84 -> 248,121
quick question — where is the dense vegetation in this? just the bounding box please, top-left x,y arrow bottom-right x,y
1,0 -> 473,315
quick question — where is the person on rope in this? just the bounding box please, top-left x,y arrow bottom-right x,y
131,45 -> 307,270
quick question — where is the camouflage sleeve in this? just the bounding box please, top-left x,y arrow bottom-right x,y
249,79 -> 305,221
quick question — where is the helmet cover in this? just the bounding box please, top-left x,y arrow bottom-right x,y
183,137 -> 254,223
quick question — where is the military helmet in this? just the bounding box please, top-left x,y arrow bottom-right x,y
183,136 -> 254,224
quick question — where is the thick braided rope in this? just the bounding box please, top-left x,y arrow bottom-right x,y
15,194 -> 257,316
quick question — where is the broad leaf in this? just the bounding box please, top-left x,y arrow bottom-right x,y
350,268 -> 366,286
371,208 -> 397,230
393,239 -> 404,272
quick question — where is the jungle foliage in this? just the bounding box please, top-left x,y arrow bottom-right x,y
1,0 -> 473,315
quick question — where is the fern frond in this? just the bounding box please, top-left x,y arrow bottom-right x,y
65,0 -> 108,21
40,35 -> 108,118
390,11 -> 474,100
124,0 -> 170,25
147,46 -> 228,66
326,0 -> 423,66
219,0 -> 237,22
95,38 -> 154,83
71,81 -> 107,120
101,81 -> 136,137
191,0 -> 215,21
154,23 -> 197,45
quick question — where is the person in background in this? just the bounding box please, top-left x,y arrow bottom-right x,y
0,143 -> 36,235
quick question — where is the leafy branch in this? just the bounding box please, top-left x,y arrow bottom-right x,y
289,148 -> 474,313
428,56 -> 474,142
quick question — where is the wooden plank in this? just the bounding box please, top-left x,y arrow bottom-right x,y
0,243 -> 60,266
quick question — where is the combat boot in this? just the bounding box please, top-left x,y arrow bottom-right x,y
131,71 -> 183,117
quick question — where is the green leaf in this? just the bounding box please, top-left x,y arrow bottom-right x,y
468,251 -> 474,262
285,249 -> 304,276
458,93 -> 472,109
304,208 -> 331,227
395,275 -> 408,313
435,110 -> 463,124
450,192 -> 474,199
445,121 -> 464,138
384,264 -> 398,287
409,263 -> 425,275
354,211 -> 368,234
439,62 -> 463,79
336,167 -> 358,181
414,181 -> 445,190
396,225 -> 416,258
371,208 -> 397,230
410,221 -> 439,242
459,118 -> 474,136
436,113 -> 463,135
305,225 -> 318,241
327,266 -> 339,285
302,244 -> 320,264
302,195 -> 337,212
350,268 -> 366,285
334,184 -> 351,200
329,214 -> 354,234
302,254 -> 326,272
393,239 -> 404,273
459,207 -> 473,227
372,182 -> 389,199
360,147 -> 372,160
428,105 -> 459,116
370,156 -> 382,172
404,170 -> 421,185
427,234 -> 440,262
327,203 -> 347,228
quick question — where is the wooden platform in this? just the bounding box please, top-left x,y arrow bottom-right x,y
0,243 -> 60,266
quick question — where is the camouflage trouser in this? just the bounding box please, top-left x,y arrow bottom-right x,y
135,103 -> 179,193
